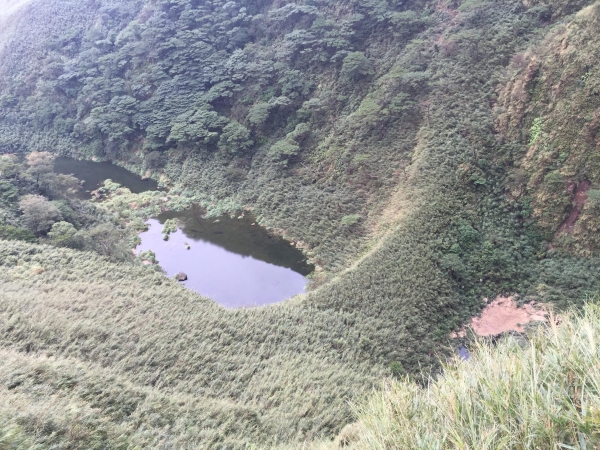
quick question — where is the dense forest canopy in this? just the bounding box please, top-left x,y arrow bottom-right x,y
0,0 -> 438,270
0,0 -> 429,160
0,0 -> 600,446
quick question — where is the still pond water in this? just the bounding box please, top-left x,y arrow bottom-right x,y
55,157 -> 312,308
54,157 -> 159,194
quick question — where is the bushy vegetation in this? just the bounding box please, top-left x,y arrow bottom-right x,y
0,0 -> 600,446
346,302 -> 600,449
0,153 -> 136,260
495,1 -> 600,254
0,0 -> 435,270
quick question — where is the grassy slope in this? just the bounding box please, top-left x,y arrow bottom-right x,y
0,240 -> 383,447
346,302 -> 600,449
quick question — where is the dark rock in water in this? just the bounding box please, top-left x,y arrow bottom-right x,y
136,215 -> 312,307
177,272 -> 188,281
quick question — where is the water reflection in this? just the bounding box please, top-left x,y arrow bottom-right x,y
137,208 -> 313,308
54,157 -> 312,307
457,346 -> 471,361
54,157 -> 158,195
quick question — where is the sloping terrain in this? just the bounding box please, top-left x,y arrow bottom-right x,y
496,1 -> 600,254
0,0 -> 600,447
346,302 -> 600,449
0,240 -> 382,447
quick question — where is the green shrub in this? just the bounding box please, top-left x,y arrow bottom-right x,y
161,218 -> 177,240
529,117 -> 543,145
388,361 -> 405,378
439,253 -> 466,279
340,214 -> 361,226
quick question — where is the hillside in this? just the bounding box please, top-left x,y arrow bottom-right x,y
0,240 -> 384,447
0,0 -> 600,447
344,302 -> 600,449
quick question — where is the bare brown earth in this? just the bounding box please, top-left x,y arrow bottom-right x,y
557,179 -> 591,234
470,296 -> 547,336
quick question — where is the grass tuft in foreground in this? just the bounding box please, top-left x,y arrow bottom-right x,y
349,301 -> 600,449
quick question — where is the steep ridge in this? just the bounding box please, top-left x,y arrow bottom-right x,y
496,1 -> 600,255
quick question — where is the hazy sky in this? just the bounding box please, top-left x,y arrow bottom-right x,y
0,0 -> 31,53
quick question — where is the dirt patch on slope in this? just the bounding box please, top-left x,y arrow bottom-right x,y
470,296 -> 547,336
557,179 -> 591,234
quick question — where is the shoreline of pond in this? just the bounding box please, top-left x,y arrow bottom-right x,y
135,210 -> 313,308
55,155 -> 316,307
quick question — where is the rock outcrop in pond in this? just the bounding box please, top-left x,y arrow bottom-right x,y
177,272 -> 188,281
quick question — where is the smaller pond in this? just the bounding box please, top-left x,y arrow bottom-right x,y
137,206 -> 313,308
54,157 -> 158,195
457,346 -> 470,361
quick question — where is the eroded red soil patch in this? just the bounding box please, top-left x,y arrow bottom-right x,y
470,296 -> 547,337
557,179 -> 591,234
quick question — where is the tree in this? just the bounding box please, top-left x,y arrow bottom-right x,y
218,121 -> 253,154
19,194 -> 62,234
87,223 -> 131,261
0,225 -> 36,243
25,151 -> 56,189
49,174 -> 82,198
0,154 -> 21,179
287,123 -> 310,142
246,103 -> 272,127
0,180 -> 19,203
167,108 -> 228,145
145,151 -> 166,169
48,221 -> 77,247
341,52 -> 373,80
268,139 -> 300,167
